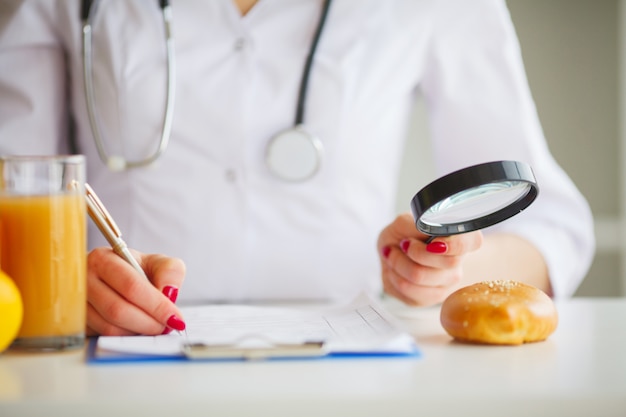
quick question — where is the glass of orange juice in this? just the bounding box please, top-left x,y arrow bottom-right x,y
0,155 -> 86,351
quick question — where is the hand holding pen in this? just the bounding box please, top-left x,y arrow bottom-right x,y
84,183 -> 187,336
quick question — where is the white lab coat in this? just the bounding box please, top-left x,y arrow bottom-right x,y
0,0 -> 595,302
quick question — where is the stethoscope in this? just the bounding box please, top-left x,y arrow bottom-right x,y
81,0 -> 332,181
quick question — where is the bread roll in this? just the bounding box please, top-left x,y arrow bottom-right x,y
440,280 -> 558,345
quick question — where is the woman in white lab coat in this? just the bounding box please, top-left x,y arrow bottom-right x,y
0,0 -> 595,336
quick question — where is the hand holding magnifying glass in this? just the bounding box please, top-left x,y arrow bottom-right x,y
379,160 -> 539,306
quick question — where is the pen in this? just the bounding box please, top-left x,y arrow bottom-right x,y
84,183 -> 148,280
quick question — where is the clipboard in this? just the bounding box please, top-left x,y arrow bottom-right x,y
87,294 -> 421,364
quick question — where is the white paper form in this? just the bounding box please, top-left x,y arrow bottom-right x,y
95,293 -> 419,359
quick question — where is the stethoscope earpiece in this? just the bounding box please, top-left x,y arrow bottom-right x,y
106,156 -> 128,172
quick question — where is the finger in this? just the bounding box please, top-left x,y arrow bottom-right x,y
399,233 -> 482,271
104,266 -> 185,333
383,266 -> 451,306
386,243 -> 461,288
377,213 -> 428,251
406,239 -> 462,271
88,248 -> 185,335
136,252 -> 186,299
87,261 -> 169,335
427,231 -> 483,257
382,268 -> 418,306
87,301 -> 137,337
86,326 -> 97,337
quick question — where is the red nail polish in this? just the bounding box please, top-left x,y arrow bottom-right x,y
382,246 -> 391,258
400,239 -> 410,253
426,241 -> 447,254
162,285 -> 179,303
161,327 -> 173,335
167,315 -> 186,331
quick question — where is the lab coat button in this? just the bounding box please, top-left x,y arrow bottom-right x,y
234,38 -> 246,51
225,169 -> 237,182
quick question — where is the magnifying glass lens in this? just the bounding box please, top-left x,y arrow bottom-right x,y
421,181 -> 532,226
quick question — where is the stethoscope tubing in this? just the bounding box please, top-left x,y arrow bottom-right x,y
295,0 -> 331,125
80,0 -> 330,175
81,0 -> 176,171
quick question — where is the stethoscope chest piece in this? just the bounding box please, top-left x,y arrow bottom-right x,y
266,125 -> 324,182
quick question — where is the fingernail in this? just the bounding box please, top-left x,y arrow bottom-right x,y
400,239 -> 410,253
167,315 -> 186,331
162,285 -> 179,303
426,241 -> 447,254
381,246 -> 391,259
161,327 -> 173,335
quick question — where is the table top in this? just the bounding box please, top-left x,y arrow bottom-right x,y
1,297 -> 625,417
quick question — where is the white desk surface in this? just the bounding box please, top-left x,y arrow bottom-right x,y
1,297 -> 625,417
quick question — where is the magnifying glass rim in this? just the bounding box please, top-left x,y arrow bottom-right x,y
410,160 -> 539,236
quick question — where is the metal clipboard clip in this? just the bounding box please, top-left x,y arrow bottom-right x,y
181,335 -> 326,361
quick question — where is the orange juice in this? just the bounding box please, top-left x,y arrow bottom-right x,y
0,193 -> 86,339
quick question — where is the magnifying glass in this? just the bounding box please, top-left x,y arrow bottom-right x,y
410,160 -> 539,240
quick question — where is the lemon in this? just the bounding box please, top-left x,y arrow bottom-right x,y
0,270 -> 23,353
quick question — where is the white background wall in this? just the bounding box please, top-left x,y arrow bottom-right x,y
395,0 -> 623,297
